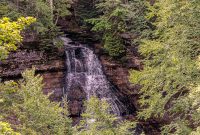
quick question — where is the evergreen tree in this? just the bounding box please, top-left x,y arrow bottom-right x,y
87,0 -> 147,58
74,96 -> 135,135
87,0 -> 127,57
0,69 -> 72,135
130,0 -> 200,134
74,0 -> 97,26
17,69 -> 72,135
54,0 -> 73,25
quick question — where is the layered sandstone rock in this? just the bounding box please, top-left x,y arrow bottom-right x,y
0,48 -> 65,102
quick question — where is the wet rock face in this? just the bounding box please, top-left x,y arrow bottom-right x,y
63,36 -> 129,116
68,85 -> 86,116
94,44 -> 142,110
59,32 -> 142,113
100,57 -> 141,110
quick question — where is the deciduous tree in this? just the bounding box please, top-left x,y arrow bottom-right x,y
130,0 -> 200,134
0,17 -> 35,60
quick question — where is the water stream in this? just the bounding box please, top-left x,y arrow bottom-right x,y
61,36 -> 127,116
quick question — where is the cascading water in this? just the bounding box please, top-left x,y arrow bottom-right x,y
61,36 -> 127,116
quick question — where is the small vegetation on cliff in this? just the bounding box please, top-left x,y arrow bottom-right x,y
0,121 -> 20,135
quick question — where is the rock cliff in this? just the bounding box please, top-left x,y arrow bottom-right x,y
0,44 -> 65,102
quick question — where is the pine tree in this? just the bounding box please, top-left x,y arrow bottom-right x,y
87,0 -> 127,57
0,69 -> 73,135
74,96 -> 135,135
87,0 -> 147,58
16,69 -> 72,135
74,0 -> 97,26
53,0 -> 73,25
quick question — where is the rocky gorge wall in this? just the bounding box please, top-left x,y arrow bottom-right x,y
0,32 -> 161,134
0,46 -> 65,102
0,32 -> 141,113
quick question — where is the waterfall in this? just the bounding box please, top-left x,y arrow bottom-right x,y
61,36 -> 127,116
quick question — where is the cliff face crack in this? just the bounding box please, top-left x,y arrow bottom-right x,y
61,36 -> 128,116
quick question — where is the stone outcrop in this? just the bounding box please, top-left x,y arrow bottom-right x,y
0,47 -> 65,102
67,85 -> 86,117
42,71 -> 65,102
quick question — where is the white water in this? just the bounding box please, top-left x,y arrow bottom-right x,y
61,37 -> 127,116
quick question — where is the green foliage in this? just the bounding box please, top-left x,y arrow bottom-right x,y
87,0 -> 147,58
190,127 -> 200,135
0,1 -> 21,20
103,34 -> 125,57
0,1 -> 9,17
74,96 -> 135,135
0,121 -> 20,135
0,17 -> 36,60
0,69 -> 72,135
16,69 -> 72,135
54,0 -> 72,23
130,0 -> 200,134
0,0 -> 72,51
74,0 -> 98,26
86,0 -> 127,57
0,80 -> 20,119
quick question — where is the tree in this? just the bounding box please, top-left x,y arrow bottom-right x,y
0,0 -> 72,51
87,0 -> 147,58
0,69 -> 72,135
53,0 -> 72,25
17,69 -> 72,135
130,0 -> 200,134
190,127 -> 200,135
73,0 -> 98,26
74,96 -> 135,135
0,17 -> 36,60
0,121 -> 20,135
0,0 -> 21,20
87,0 -> 127,57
